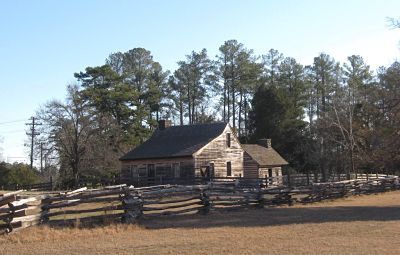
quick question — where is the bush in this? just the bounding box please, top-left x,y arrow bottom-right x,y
0,162 -> 40,187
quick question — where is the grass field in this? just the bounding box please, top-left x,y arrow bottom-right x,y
1,191 -> 400,255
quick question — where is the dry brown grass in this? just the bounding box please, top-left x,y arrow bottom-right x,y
1,191 -> 400,255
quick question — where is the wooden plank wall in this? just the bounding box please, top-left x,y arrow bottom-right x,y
259,167 -> 282,178
193,125 -> 244,177
243,152 -> 259,178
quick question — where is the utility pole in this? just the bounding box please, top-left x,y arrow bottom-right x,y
26,117 -> 42,169
40,142 -> 44,172
39,142 -> 49,173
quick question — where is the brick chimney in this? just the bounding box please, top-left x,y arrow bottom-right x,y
158,119 -> 172,130
258,138 -> 272,148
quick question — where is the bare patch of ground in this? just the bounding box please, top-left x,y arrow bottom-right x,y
1,191 -> 400,255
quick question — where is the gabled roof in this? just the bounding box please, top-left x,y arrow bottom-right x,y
242,144 -> 288,167
120,122 -> 228,161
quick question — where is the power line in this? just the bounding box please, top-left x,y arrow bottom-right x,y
6,156 -> 27,163
0,129 -> 26,134
0,119 -> 26,125
26,117 -> 42,169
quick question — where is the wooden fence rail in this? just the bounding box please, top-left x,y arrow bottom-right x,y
2,173 -> 394,191
1,175 -> 399,234
1,182 -> 53,192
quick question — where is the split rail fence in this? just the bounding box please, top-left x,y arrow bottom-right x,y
1,175 -> 399,234
3,173 -> 393,191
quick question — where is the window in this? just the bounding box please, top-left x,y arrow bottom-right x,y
180,162 -> 194,178
147,164 -> 155,177
121,164 -> 130,175
130,165 -> 138,177
227,161 -> 232,176
139,166 -> 147,177
172,163 -> 180,178
121,165 -> 131,179
156,164 -> 173,177
226,133 -> 231,147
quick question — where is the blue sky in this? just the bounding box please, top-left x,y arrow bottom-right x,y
0,0 -> 399,163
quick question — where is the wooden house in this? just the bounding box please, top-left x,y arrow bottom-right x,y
120,120 -> 244,180
241,139 -> 288,179
120,120 -> 288,181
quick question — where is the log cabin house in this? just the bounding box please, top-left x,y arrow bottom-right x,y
120,120 -> 288,181
241,139 -> 288,179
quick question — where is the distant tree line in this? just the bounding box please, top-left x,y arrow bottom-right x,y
0,162 -> 40,188
30,40 -> 400,186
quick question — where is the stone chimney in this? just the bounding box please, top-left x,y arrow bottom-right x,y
258,138 -> 272,148
158,119 -> 172,130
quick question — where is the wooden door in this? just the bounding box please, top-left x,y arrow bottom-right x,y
268,168 -> 273,185
147,164 -> 155,184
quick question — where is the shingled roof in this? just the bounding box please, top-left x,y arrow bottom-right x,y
120,122 -> 228,161
242,144 -> 288,167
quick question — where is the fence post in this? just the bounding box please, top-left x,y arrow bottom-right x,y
3,202 -> 15,234
287,171 -> 291,188
50,176 -> 54,191
339,183 -> 346,197
40,198 -> 51,224
256,188 -> 264,208
121,189 -> 142,223
198,188 -> 210,215
394,177 -> 399,190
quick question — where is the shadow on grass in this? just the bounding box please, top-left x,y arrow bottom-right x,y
43,191 -> 400,230
139,205 -> 400,229
44,205 -> 400,230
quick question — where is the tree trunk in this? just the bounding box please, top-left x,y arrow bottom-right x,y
320,137 -> 326,182
74,171 -> 79,188
187,86 -> 191,124
244,95 -> 248,139
223,83 -> 226,123
192,97 -> 196,124
227,82 -> 230,123
179,100 -> 183,126
223,59 -> 227,123
232,83 -> 236,130
238,88 -> 243,137
349,147 -> 355,180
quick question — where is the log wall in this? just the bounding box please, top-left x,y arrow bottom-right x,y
193,125 -> 244,177
259,167 -> 282,185
243,152 -> 283,180
243,152 -> 259,178
120,157 -> 195,179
